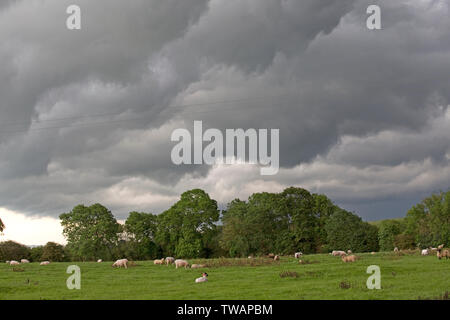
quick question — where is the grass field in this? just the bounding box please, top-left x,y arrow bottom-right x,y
1,252 -> 449,300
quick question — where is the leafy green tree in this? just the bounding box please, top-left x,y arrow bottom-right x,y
220,199 -> 252,257
60,204 -> 122,261
378,219 -> 404,251
41,242 -> 66,262
0,241 -> 30,261
405,191 -> 450,247
124,212 -> 160,259
155,189 -> 219,258
30,246 -> 44,262
325,209 -> 379,252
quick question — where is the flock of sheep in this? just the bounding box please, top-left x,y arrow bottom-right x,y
6,259 -> 50,266
416,244 -> 450,259
5,244 -> 448,283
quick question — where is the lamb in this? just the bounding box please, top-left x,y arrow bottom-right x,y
21,259 -> 30,263
294,252 -> 302,259
342,255 -> 357,263
347,250 -> 352,254
274,255 -> 280,261
5,261 -> 10,264
97,259 -> 102,263
195,273 -> 208,283
165,257 -> 175,266
9,260 -> 20,266
191,264 -> 207,269
394,247 -> 399,253
154,258 -> 165,265
112,259 -> 128,268
175,259 -> 190,269
421,249 -> 429,256
40,261 -> 50,265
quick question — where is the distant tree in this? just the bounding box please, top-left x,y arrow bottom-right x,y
0,241 -> 30,261
124,212 -> 160,259
29,246 -> 44,262
405,191 -> 450,247
155,189 -> 219,258
394,233 -> 415,250
41,242 -> 66,262
325,209 -> 379,252
0,217 -> 4,233
378,219 -> 404,251
60,204 -> 122,261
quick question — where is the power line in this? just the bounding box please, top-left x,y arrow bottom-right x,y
0,95 -> 292,136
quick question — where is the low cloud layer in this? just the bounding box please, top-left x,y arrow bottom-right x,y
0,0 -> 449,223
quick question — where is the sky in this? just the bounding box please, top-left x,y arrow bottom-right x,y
0,0 -> 449,245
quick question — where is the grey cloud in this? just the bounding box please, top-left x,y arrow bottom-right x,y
0,0 -> 449,221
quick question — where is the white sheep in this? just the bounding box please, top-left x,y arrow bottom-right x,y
40,261 -> 50,265
21,259 -> 30,263
421,249 -> 429,256
294,252 -> 302,259
347,250 -> 352,255
112,259 -> 128,268
195,273 -> 208,283
9,260 -> 20,266
97,259 -> 102,263
154,258 -> 165,265
175,259 -> 190,269
332,250 -> 347,257
394,247 -> 399,253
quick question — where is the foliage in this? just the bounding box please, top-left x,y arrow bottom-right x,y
0,241 -> 30,261
41,242 -> 66,262
60,204 -> 122,261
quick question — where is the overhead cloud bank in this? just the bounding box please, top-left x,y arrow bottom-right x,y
0,0 -> 449,224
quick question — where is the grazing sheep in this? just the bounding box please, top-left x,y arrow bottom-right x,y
165,257 -> 175,266
191,264 -> 207,269
154,258 -> 165,265
175,259 -> 190,269
331,250 -> 347,257
21,259 -> 30,263
342,255 -> 357,263
97,259 -> 102,263
9,260 -> 20,266
112,259 -> 128,268
394,247 -> 399,253
421,249 -> 429,256
5,261 -> 10,264
347,250 -> 352,255
274,255 -> 280,261
294,252 -> 302,259
371,252 -> 376,255
437,248 -> 450,260
40,261 -> 50,265
195,273 -> 208,283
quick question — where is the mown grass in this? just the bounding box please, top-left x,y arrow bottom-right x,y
0,252 -> 449,300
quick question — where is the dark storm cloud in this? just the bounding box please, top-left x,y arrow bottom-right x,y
0,0 -> 449,220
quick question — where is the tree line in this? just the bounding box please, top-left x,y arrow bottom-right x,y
0,188 -> 449,262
